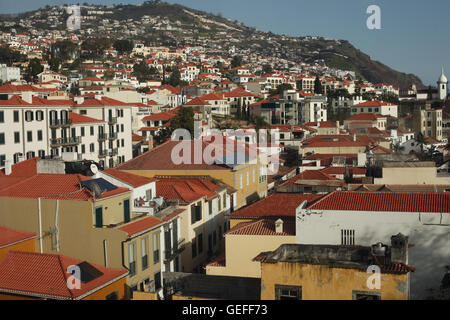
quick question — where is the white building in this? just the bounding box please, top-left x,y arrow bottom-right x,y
71,96 -> 133,168
0,64 -> 21,82
437,67 -> 448,101
351,100 -> 398,118
0,95 -> 71,167
296,191 -> 450,299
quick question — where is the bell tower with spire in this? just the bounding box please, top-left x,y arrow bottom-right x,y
437,67 -> 448,100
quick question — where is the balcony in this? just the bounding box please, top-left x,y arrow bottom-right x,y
108,117 -> 117,125
98,133 -> 108,141
164,239 -> 186,262
108,132 -> 118,140
99,149 -> 108,158
49,119 -> 71,128
108,148 -> 118,156
50,136 -> 81,147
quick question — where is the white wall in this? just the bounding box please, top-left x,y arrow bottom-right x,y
296,208 -> 450,299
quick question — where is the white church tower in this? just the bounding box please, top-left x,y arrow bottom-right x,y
437,67 -> 448,100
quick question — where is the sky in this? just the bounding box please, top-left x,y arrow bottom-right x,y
1,0 -> 449,86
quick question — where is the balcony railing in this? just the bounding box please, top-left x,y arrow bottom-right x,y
50,136 -> 81,147
49,119 -> 71,128
108,117 -> 117,124
164,239 -> 186,262
99,149 -> 108,158
108,132 -> 118,140
98,133 -> 108,141
108,148 -> 118,156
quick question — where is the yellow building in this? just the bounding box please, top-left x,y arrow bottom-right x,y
0,173 -> 175,297
116,139 -> 268,210
155,176 -> 230,273
254,242 -> 414,300
206,219 -> 296,278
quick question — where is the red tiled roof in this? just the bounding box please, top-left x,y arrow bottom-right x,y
307,191 -> 450,213
230,193 -> 323,219
6,157 -> 39,177
116,137 -> 256,171
353,100 -> 395,107
118,216 -> 163,238
207,252 -> 226,267
156,177 -> 220,204
346,113 -> 385,121
69,112 -> 103,124
142,108 -> 179,121
184,97 -> 210,106
104,169 -> 156,187
0,251 -> 128,300
320,166 -> 366,175
132,133 -> 143,142
0,226 -> 36,248
0,174 -> 130,201
77,97 -> 129,107
281,170 -> 341,186
226,219 -> 295,236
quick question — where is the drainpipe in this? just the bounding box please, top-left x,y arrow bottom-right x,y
55,199 -> 60,252
38,198 -> 43,253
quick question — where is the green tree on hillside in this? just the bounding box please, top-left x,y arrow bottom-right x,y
113,39 -> 134,55
314,75 -> 323,94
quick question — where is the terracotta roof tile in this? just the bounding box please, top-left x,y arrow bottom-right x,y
230,193 -> 323,219
0,251 -> 128,300
104,169 -> 156,187
0,226 -> 36,248
118,216 -> 163,238
308,191 -> 450,213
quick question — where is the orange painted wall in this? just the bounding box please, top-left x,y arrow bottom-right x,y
0,238 -> 36,261
82,277 -> 127,300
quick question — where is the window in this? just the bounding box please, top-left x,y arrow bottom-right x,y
192,237 -> 197,258
37,130 -> 43,141
81,127 -> 85,137
123,199 -> 130,223
341,229 -> 355,245
223,194 -> 227,209
90,126 -> 94,136
27,131 -> 32,142
197,234 -> 203,254
209,200 -> 213,215
25,111 -> 33,122
106,291 -> 119,300
275,285 -> 302,300
80,110 -> 87,115
146,189 -> 152,201
38,150 -> 45,158
90,143 -> 95,152
141,236 -> 149,271
152,232 -> 160,264
0,155 -> 5,167
95,207 -> 103,228
128,242 -> 136,277
12,132 -> 20,144
352,291 -> 381,300
36,111 -> 43,121
0,111 -> 3,123
13,111 -> 19,122
191,204 -> 202,224
81,144 -> 85,154
154,272 -> 161,290
26,151 -> 35,159
0,133 -> 4,145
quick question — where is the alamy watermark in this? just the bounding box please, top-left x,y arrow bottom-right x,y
170,121 -> 281,175
366,5 -> 381,30
66,5 -> 81,31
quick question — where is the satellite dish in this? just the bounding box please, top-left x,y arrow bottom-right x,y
90,182 -> 103,199
90,164 -> 99,175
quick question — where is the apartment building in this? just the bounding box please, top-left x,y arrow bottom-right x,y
71,96 -> 133,168
351,100 -> 398,118
413,107 -> 443,141
0,95 -> 72,167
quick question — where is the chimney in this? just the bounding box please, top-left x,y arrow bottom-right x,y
371,242 -> 387,265
22,91 -> 33,104
275,219 -> 284,233
352,133 -> 357,142
4,159 -> 12,175
390,233 -> 409,264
